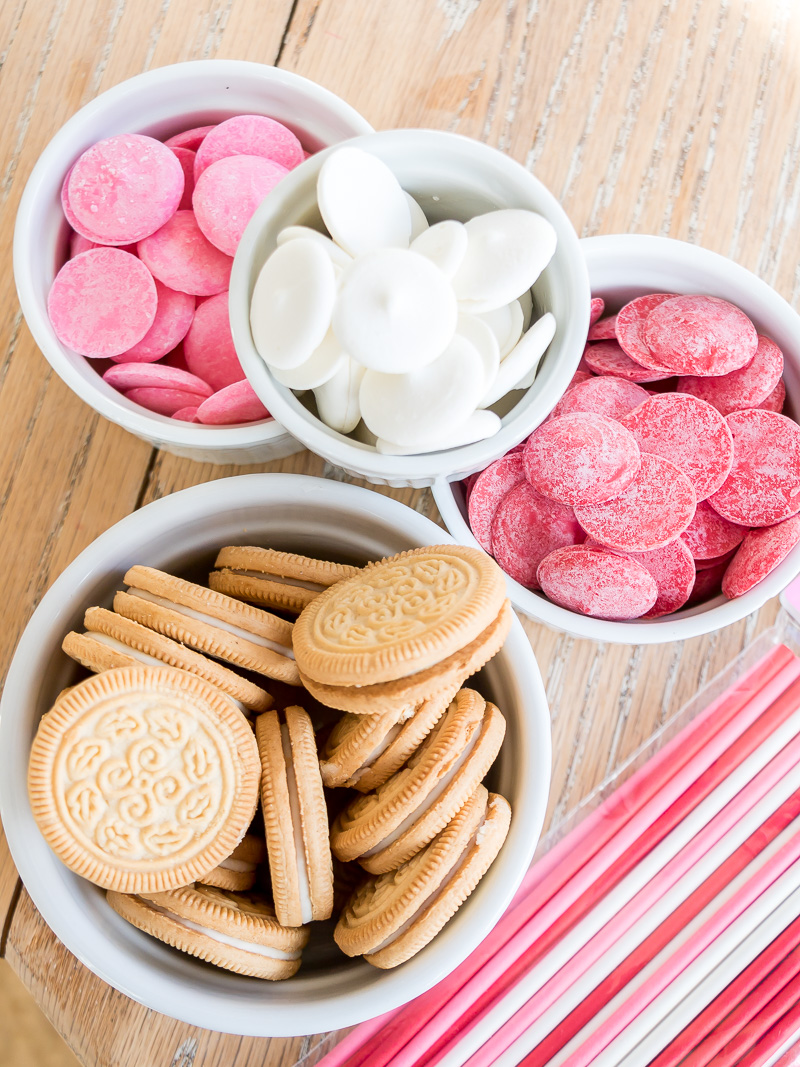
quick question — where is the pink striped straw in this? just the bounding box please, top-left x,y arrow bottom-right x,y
337,647 -> 796,1067
393,660 -> 800,1067
704,968 -> 800,1067
315,1010 -> 404,1067
555,833 -> 800,1067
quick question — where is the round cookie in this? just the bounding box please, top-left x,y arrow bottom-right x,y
107,884 -> 308,980
330,689 -> 506,874
335,786 -> 511,968
63,606 -> 272,713
300,601 -> 512,716
320,687 -> 456,792
211,546 -> 360,614
198,834 -> 267,892
114,565 -> 299,685
28,666 -> 260,893
292,545 -> 508,688
256,706 -> 334,927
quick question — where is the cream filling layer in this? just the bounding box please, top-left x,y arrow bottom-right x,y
361,728 -> 481,858
128,588 -> 295,660
281,724 -> 314,924
230,569 -> 326,593
349,723 -> 404,784
90,632 -> 249,715
141,899 -> 301,959
368,812 -> 488,954
218,858 -> 257,873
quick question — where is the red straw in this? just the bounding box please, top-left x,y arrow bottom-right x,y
528,797 -> 800,1067
412,667 -> 800,1067
771,1035 -> 800,1065
730,996 -> 800,1067
327,646 -> 796,1067
702,967 -> 800,1067
317,1011 -> 404,1067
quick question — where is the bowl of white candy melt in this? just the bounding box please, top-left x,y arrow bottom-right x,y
230,129 -> 590,487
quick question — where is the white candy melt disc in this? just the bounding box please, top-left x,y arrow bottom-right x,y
272,329 -> 346,389
317,146 -> 412,257
376,409 -> 501,454
359,333 -> 485,447
480,311 -> 556,407
314,357 -> 365,433
479,300 -> 525,359
452,209 -> 557,313
276,225 -> 353,267
250,238 -> 336,370
410,219 -> 468,279
332,248 -> 458,372
405,193 -> 429,240
457,314 -> 500,393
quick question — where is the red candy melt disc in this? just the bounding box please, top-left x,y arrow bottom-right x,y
537,545 -> 658,619
760,378 -> 786,412
677,335 -> 784,416
614,293 -> 674,368
627,538 -> 697,618
722,514 -> 800,599
490,482 -> 584,589
467,452 -> 526,552
583,340 -> 672,383
549,375 -> 650,422
642,294 -> 758,376
589,297 -> 605,326
709,410 -> 800,527
687,560 -> 728,607
620,393 -> 734,501
524,413 -> 641,507
574,452 -> 697,553
587,314 -> 618,342
680,500 -> 748,560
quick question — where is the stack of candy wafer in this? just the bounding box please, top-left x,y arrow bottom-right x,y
314,628 -> 800,1067
465,291 -> 800,619
49,115 -> 309,424
28,542 -> 513,979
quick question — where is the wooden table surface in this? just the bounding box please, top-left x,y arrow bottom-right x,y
2,0 -> 800,1063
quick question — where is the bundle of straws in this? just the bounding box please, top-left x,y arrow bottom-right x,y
317,635 -> 800,1067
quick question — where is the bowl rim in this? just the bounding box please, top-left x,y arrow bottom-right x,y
0,473 -> 551,1035
230,127 -> 590,483
12,60 -> 374,449
432,233 -> 800,644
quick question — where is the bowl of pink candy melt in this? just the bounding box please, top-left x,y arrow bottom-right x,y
14,60 -> 373,464
433,234 -> 800,643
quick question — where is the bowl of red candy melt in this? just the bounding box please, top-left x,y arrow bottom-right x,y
433,234 -> 800,643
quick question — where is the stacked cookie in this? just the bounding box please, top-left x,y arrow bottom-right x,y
29,542 -> 514,978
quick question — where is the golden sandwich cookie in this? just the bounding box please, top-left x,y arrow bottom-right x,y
320,687 -> 456,792
107,884 -> 308,980
300,603 -> 513,716
114,565 -> 300,685
330,688 -> 506,875
335,786 -> 511,969
210,546 -> 359,614
198,833 -> 267,892
293,545 -> 507,688
62,606 -> 273,714
28,666 -> 261,894
256,706 -> 334,927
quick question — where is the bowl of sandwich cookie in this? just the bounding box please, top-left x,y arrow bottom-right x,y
2,473 -> 550,1036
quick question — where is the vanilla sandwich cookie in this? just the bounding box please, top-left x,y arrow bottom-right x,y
198,834 -> 267,892
114,566 -> 300,685
107,884 -> 309,980
210,546 -> 359,615
300,601 -> 512,716
321,687 -> 456,792
335,786 -> 511,968
256,706 -> 334,926
63,606 -> 273,713
330,688 -> 506,874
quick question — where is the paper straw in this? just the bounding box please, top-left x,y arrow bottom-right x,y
478,767 -> 800,1067
592,871 -> 800,1067
529,798 -> 800,1067
705,969 -> 800,1067
340,648 -> 799,1067
418,676 -> 800,1067
314,1011 -> 404,1067
628,917 -> 800,1067
768,1033 -> 800,1066
717,997 -> 800,1067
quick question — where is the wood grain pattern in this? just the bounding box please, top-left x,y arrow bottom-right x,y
2,0 -> 800,1064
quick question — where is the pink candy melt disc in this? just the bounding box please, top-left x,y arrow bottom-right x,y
587,313 -> 618,342
537,545 -> 658,619
117,279 -> 196,362
103,362 -> 212,397
193,154 -> 288,256
642,294 -> 758,376
681,500 -> 748,560
195,380 -> 271,425
467,452 -> 527,553
722,514 -> 800,599
182,291 -> 244,391
583,339 -> 672,383
194,114 -> 303,179
490,481 -> 584,589
613,293 -> 674,369
677,335 -> 784,416
549,375 -> 650,422
137,210 -> 232,296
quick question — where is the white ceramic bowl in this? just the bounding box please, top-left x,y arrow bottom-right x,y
433,234 -> 800,645
0,474 -> 551,1036
13,61 -> 373,465
230,129 -> 590,487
